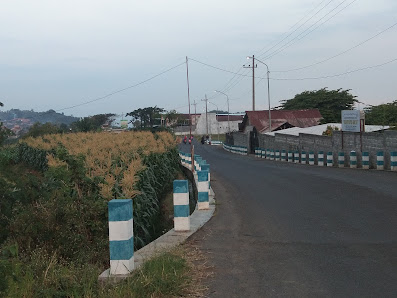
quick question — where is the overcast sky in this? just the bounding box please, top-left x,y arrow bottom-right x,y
0,0 -> 396,117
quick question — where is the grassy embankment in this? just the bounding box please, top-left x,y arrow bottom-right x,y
0,131 -> 201,297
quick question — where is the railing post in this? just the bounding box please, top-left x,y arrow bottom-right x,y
309,151 -> 314,165
327,152 -> 333,167
362,152 -> 369,169
350,151 -> 357,168
197,170 -> 209,210
338,152 -> 345,168
391,152 -> 397,171
173,180 -> 190,231
108,199 -> 134,275
318,151 -> 324,166
377,151 -> 384,170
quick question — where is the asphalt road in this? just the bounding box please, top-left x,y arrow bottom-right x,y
180,141 -> 397,298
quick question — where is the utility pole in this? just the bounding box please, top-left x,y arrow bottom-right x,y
192,100 -> 197,128
243,54 -> 257,111
201,95 -> 208,136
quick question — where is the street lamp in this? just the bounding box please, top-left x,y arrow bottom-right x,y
214,90 -> 230,133
247,56 -> 271,132
208,101 -> 220,142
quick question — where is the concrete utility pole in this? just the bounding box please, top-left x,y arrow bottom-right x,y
192,100 -> 197,128
214,90 -> 230,133
243,54 -> 257,111
201,95 -> 208,135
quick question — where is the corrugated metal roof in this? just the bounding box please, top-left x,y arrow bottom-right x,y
264,123 -> 391,136
243,109 -> 322,133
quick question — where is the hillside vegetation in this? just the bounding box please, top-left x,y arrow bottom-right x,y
0,131 -> 182,296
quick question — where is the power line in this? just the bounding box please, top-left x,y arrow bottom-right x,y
262,0 -> 357,61
271,57 -> 397,80
273,20 -> 397,72
257,0 -> 333,58
56,61 -> 186,112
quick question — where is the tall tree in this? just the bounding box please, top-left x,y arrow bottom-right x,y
364,100 -> 397,127
279,88 -> 357,123
71,113 -> 115,132
126,106 -> 164,128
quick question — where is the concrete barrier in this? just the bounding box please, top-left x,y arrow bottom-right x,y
338,152 -> 344,168
108,199 -> 134,275
281,149 -> 286,161
288,151 -> 293,162
301,151 -> 306,164
318,151 -> 324,166
377,151 -> 384,170
362,152 -> 369,169
275,150 -> 280,161
173,180 -> 190,231
270,149 -> 275,160
261,148 -> 266,159
391,152 -> 397,171
294,151 -> 300,163
350,151 -> 357,169
327,152 -> 333,167
255,147 -> 261,158
309,151 -> 314,165
197,171 -> 209,210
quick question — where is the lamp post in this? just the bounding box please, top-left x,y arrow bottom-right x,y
214,90 -> 230,133
247,56 -> 271,132
208,101 -> 220,142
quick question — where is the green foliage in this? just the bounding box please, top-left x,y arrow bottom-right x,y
15,142 -> 48,172
70,113 -> 115,132
0,108 -> 78,125
0,123 -> 13,146
126,106 -> 165,128
322,125 -> 339,136
279,88 -> 357,123
23,122 -> 68,139
364,100 -> 397,128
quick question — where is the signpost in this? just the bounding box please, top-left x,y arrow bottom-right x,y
341,110 -> 365,151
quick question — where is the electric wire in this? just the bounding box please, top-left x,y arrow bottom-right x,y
262,0 -> 356,61
56,61 -> 186,112
257,0 -> 333,58
273,20 -> 397,72
271,57 -> 397,80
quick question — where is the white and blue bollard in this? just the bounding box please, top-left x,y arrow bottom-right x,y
266,149 -> 270,159
261,148 -> 266,159
309,151 -> 315,165
362,152 -> 369,169
294,151 -> 300,163
391,152 -> 397,171
288,151 -> 293,162
108,199 -> 134,275
275,150 -> 280,161
201,164 -> 211,189
301,151 -> 306,164
173,180 -> 190,231
338,152 -> 344,168
255,148 -> 261,158
318,151 -> 324,166
197,171 -> 209,210
281,150 -> 286,161
350,151 -> 357,168
270,149 -> 275,160
377,151 -> 384,170
327,152 -> 333,167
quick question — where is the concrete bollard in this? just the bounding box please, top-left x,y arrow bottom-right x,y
201,164 -> 210,189
350,151 -> 357,168
362,152 -> 369,169
391,152 -> 397,171
108,199 -> 134,275
327,152 -> 333,167
275,150 -> 280,161
294,151 -> 300,163
301,151 -> 306,164
173,180 -> 190,231
281,150 -> 286,161
270,149 -> 275,160
309,151 -> 315,165
261,148 -> 266,159
197,171 -> 209,210
266,149 -> 270,159
338,152 -> 344,168
255,148 -> 260,158
288,151 -> 293,162
377,151 -> 384,170
318,151 -> 324,166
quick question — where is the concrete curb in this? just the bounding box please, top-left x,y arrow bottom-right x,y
99,166 -> 216,283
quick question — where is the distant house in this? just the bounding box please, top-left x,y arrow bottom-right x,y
239,109 -> 322,134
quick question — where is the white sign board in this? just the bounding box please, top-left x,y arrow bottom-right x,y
341,110 -> 361,132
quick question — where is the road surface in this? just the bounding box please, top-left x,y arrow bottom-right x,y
181,142 -> 397,297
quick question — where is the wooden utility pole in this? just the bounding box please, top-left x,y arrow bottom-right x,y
243,55 -> 257,111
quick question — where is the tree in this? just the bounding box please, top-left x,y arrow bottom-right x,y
209,109 -> 228,114
23,122 -> 67,138
364,100 -> 397,128
278,88 -> 357,123
71,113 -> 115,132
0,102 -> 13,145
126,106 -> 164,128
